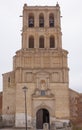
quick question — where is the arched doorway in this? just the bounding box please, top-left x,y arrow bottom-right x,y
36,108 -> 50,129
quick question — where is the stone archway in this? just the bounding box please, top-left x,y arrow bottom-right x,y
36,108 -> 50,129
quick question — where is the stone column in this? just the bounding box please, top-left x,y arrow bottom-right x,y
37,77 -> 39,88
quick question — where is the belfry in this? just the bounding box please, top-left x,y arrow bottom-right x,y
2,3 -> 71,128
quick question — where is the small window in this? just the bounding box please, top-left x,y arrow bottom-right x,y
41,90 -> 45,96
8,77 -> 10,87
29,36 -> 34,48
8,77 -> 10,83
28,14 -> 34,27
50,36 -> 55,48
39,36 -> 44,48
39,14 -> 44,27
49,14 -> 54,27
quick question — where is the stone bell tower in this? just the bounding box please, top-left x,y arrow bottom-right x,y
2,3 -> 70,128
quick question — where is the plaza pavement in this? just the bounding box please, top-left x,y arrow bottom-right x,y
0,128 -> 26,130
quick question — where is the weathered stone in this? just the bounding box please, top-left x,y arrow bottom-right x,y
1,2 -> 76,129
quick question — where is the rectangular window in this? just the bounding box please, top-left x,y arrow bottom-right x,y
41,90 -> 45,96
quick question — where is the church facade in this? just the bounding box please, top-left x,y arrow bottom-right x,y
2,3 -> 81,128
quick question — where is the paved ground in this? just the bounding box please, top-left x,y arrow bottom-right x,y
0,128 -> 26,130
0,128 -> 19,130
0,128 -> 25,130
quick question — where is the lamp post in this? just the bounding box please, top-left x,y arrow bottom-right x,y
22,86 -> 28,130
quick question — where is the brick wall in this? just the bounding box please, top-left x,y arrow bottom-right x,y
0,92 -> 2,114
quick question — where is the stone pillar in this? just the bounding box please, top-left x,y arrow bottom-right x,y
47,77 -> 49,88
43,123 -> 49,130
37,77 -> 39,88
50,122 -> 56,130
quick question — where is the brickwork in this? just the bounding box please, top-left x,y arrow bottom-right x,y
69,89 -> 79,122
77,94 -> 82,125
0,92 -> 2,114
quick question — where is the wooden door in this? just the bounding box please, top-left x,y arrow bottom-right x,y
36,109 -> 49,129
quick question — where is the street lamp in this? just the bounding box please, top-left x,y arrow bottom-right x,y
22,86 -> 28,130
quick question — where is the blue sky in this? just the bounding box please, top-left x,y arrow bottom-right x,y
0,0 -> 82,92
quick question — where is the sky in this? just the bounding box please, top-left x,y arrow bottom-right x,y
0,0 -> 82,92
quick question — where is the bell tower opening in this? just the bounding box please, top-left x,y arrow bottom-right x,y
36,108 -> 50,129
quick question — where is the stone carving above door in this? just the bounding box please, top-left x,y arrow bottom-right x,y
32,71 -> 54,98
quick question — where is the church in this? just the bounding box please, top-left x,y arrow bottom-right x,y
2,3 -> 82,128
